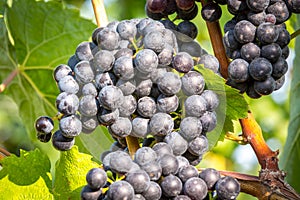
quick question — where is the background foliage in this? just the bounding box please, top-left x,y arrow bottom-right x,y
0,0 -> 298,199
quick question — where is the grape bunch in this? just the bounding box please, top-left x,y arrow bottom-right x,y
221,0 -> 297,98
34,17 -> 220,165
81,142 -> 240,200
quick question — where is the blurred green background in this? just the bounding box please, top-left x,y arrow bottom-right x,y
0,0 -> 296,199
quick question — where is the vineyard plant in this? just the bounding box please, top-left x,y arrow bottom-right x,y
1,0 -> 300,199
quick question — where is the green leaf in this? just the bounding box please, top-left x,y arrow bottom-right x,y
0,0 -> 96,141
195,66 -> 249,148
76,126 -> 114,163
280,15 -> 300,192
53,145 -> 99,199
0,149 -> 53,199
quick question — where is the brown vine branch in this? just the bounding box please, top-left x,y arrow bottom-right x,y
0,147 -> 11,162
91,0 -> 108,28
0,69 -> 19,93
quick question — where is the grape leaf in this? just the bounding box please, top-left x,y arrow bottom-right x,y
280,15 -> 300,192
0,0 -> 96,141
53,146 -> 99,199
76,126 -> 114,163
0,149 -> 53,199
194,65 -> 249,148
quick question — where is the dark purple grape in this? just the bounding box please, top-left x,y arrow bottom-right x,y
234,20 -> 256,44
86,168 -> 107,190
176,0 -> 195,10
52,130 -> 75,151
227,0 -> 248,15
37,132 -> 52,143
199,168 -> 221,190
226,78 -> 248,93
35,116 -> 54,134
125,169 -> 151,193
276,27 -> 291,47
201,2 -> 222,22
247,11 -> 266,26
142,181 -> 162,200
253,76 -> 276,95
160,174 -> 183,197
240,42 -> 261,62
177,21 -> 198,39
275,75 -> 285,90
272,57 -> 288,79
147,0 -> 168,13
184,177 -> 208,200
177,4 -> 199,20
224,18 -> 237,33
145,7 -> 164,20
256,22 -> 279,44
188,135 -> 209,156
246,0 -> 269,12
267,1 -> 290,24
200,111 -> 217,133
223,30 -> 241,50
172,52 -> 194,73
215,176 -> 240,200
228,58 -> 249,83
107,181 -> 135,200
158,154 -> 179,176
53,64 -> 72,82
80,185 -> 102,200
246,83 -> 262,98
285,0 -> 300,13
96,28 -> 120,50
178,165 -> 199,183
249,57 -> 273,81
281,45 -> 290,59
261,43 -> 282,63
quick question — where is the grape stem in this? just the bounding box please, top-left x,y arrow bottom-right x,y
0,69 -> 19,93
91,0 -> 108,28
0,146 -> 11,162
199,0 -> 300,198
291,28 -> 300,40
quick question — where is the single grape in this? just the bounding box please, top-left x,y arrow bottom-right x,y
198,54 -> 220,73
134,147 -> 158,166
142,181 -> 162,200
116,79 -> 136,96
201,2 -> 222,22
177,21 -> 198,39
246,83 -> 262,99
143,31 -> 166,53
249,57 -> 273,81
157,72 -> 182,95
97,108 -> 119,126
80,185 -> 102,200
67,54 -> 79,70
215,176 -> 240,200
246,0 -> 269,12
125,169 -> 151,193
227,0 -> 248,15
149,113 -> 174,136
160,174 -> 183,197
178,165 -> 199,183
172,52 -> 194,73
56,92 -> 79,115
200,111 -> 217,133
82,83 -> 98,97
135,79 -> 153,98
152,142 -> 173,157
272,57 -> 288,79
118,95 -> 137,117
201,90 -> 219,111
74,60 -> 94,84
146,0 -> 168,13
79,95 -> 98,117
35,116 -> 54,134
223,30 -> 241,50
177,4 -> 199,20
96,28 -> 120,50
234,20 -> 256,44
183,177 -> 208,200
281,45 -> 290,59
141,161 -> 162,181
94,72 -> 117,90
109,117 -> 132,138
53,64 -> 72,82
185,95 -> 207,117
180,117 -> 202,142
228,58 -> 249,83
176,0 -> 195,10
188,135 -> 209,156
137,96 -> 156,118
276,28 -> 291,47
107,180 -> 135,200
157,94 -> 179,113
98,85 -> 124,110
240,42 -> 261,62
158,153 -> 179,176
131,117 -> 150,138
261,43 -> 282,63
253,76 -> 276,95
181,71 -> 205,96
52,130 -> 75,151
109,150 -> 133,173
266,1 -> 290,24
86,168 -> 107,190
59,115 -> 82,138
113,56 -> 135,81
81,115 -> 99,134
176,156 -> 190,172
199,168 -> 221,190
247,11 -> 266,26
164,131 -> 188,156
58,75 -> 79,94
256,22 -> 279,44
92,50 -> 115,73
134,49 -> 159,74
75,41 -> 94,61
116,20 -> 137,40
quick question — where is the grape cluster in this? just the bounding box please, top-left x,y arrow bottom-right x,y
221,0 -> 295,98
35,17 -> 220,165
81,142 -> 240,200
145,0 -> 201,40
